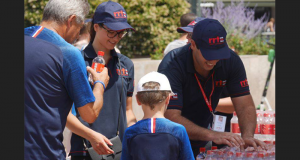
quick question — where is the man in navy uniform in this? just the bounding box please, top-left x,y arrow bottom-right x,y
158,18 -> 266,157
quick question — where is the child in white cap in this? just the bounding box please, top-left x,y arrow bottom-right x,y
121,71 -> 194,160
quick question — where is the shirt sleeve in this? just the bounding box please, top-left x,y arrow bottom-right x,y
158,63 -> 184,110
121,129 -> 132,160
178,126 -> 195,160
125,58 -> 134,97
62,48 -> 95,108
226,53 -> 250,98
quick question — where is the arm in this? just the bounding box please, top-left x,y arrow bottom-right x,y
66,111 -> 114,155
165,109 -> 244,148
231,95 -> 267,150
215,97 -> 235,114
126,97 -> 137,127
77,67 -> 109,123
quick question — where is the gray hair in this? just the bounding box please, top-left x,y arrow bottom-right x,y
42,0 -> 90,24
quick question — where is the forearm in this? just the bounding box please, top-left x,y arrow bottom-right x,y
126,110 -> 137,127
215,97 -> 235,114
165,110 -> 214,141
77,83 -> 104,123
233,95 -> 256,138
126,97 -> 136,127
66,112 -> 95,141
91,83 -> 105,116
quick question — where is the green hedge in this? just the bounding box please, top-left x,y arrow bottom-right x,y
24,0 -> 190,59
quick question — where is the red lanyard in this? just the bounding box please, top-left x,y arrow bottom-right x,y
194,71 -> 215,115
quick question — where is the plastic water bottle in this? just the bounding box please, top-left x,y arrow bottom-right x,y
204,150 -> 214,160
256,153 -> 264,160
261,112 -> 273,142
231,112 -> 240,135
89,51 -> 105,84
225,151 -> 234,160
270,112 -> 275,142
269,152 -> 275,160
244,152 -> 254,160
234,152 -> 243,160
196,147 -> 206,160
254,111 -> 263,140
216,151 -> 224,160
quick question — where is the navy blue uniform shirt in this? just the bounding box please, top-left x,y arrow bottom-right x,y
157,44 -> 250,156
70,43 -> 134,156
121,118 -> 194,160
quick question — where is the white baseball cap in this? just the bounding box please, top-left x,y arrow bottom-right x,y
137,72 -> 174,95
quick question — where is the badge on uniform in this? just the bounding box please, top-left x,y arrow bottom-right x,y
212,115 -> 227,132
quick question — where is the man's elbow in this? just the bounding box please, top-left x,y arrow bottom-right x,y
81,115 -> 97,123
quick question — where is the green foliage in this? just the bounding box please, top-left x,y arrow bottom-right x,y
227,35 -> 274,55
24,0 -> 48,27
24,0 -> 190,59
118,0 -> 190,59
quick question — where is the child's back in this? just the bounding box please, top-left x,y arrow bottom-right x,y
121,72 -> 194,160
122,118 -> 194,160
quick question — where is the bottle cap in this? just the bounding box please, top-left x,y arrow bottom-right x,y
263,113 -> 270,117
246,152 -> 253,157
227,151 -> 233,156
199,147 -> 206,152
236,152 -> 242,157
212,146 -> 218,150
207,150 -> 212,155
258,153 -> 264,158
264,141 -> 271,144
233,111 -> 237,116
218,151 -> 223,155
98,51 -> 104,56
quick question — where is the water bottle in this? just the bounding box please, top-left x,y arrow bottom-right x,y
231,112 -> 240,135
216,151 -> 224,160
269,152 -> 275,160
256,153 -> 264,160
234,152 -> 243,160
261,112 -> 273,142
204,150 -> 214,160
270,112 -> 275,142
89,51 -> 105,84
254,111 -> 263,140
196,147 -> 206,160
225,151 -> 234,160
244,152 -> 254,160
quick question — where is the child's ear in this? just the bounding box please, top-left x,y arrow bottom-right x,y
165,94 -> 171,106
136,95 -> 142,105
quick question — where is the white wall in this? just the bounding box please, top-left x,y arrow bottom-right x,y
131,55 -> 275,121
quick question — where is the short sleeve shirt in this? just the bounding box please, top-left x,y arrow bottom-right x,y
121,118 -> 194,160
24,26 -> 95,160
158,44 -> 250,147
70,43 -> 134,156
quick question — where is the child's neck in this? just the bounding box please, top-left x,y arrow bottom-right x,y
141,104 -> 166,120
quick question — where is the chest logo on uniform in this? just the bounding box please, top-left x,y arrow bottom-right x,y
116,68 -> 128,76
170,93 -> 178,100
215,80 -> 227,87
240,79 -> 249,87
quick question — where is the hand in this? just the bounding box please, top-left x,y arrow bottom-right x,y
87,66 -> 110,87
87,130 -> 114,155
211,132 -> 245,148
241,136 -> 267,151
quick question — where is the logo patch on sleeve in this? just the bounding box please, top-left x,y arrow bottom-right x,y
240,79 -> 249,87
170,93 -> 178,100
